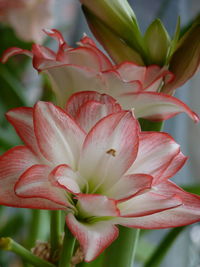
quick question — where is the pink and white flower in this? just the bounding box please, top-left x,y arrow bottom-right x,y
1,29 -> 199,122
1,91 -> 200,262
0,0 -> 54,43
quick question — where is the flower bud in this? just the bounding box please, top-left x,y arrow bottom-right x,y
81,0 -> 145,56
83,7 -> 144,65
162,21 -> 200,92
144,19 -> 171,66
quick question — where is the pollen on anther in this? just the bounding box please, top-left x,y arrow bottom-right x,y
106,149 -> 116,157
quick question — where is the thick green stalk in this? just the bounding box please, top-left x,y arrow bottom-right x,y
103,226 -> 140,267
58,226 -> 76,267
50,210 -> 62,260
0,237 -> 55,267
26,210 -> 44,249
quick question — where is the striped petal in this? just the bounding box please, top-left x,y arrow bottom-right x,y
66,91 -> 121,132
118,91 -> 199,122
33,101 -> 85,168
79,111 -> 139,193
126,132 -> 182,183
115,181 -> 200,229
66,213 -> 118,262
0,146 -> 63,209
15,164 -> 68,208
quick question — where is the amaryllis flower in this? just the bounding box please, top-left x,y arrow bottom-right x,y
1,91 -> 200,262
0,0 -> 54,43
1,29 -> 199,122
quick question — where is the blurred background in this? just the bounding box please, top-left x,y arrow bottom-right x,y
0,0 -> 200,266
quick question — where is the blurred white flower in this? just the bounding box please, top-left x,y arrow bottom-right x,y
0,0 -> 55,43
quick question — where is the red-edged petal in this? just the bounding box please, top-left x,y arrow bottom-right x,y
118,91 -> 199,122
77,194 -> 119,217
102,70 -> 142,98
115,62 -> 146,83
45,65 -> 104,107
104,173 -> 153,201
66,91 -> 121,119
1,47 -> 32,63
144,65 -> 174,91
126,132 -> 181,183
43,29 -> 67,47
115,62 -> 174,91
49,164 -> 81,194
32,44 -> 59,71
6,107 -> 40,156
0,146 -> 62,209
33,101 -> 85,168
118,191 -> 182,217
66,91 -> 121,132
15,164 -> 69,208
79,111 -> 139,193
155,151 -> 187,185
66,213 -> 119,262
65,47 -> 103,71
79,35 -> 113,71
115,181 -> 200,228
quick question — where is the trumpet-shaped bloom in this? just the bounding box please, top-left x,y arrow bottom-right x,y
1,29 -> 199,122
1,91 -> 200,262
0,0 -> 54,43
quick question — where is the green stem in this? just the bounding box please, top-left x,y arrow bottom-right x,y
58,226 -> 76,267
103,226 -> 140,267
0,237 -> 55,267
50,210 -> 62,260
26,210 -> 43,249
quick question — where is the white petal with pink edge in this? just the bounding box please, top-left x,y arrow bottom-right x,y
65,91 -> 121,119
6,107 -> 41,156
1,47 -> 33,63
115,63 -> 174,91
154,151 -> 187,185
15,164 -> 69,208
45,65 -> 105,107
66,92 -> 121,132
49,164 -> 81,194
118,92 -> 199,122
34,101 -> 85,168
101,70 -> 142,98
79,34 -> 113,70
115,181 -> 200,228
104,173 -> 153,201
126,132 -> 182,184
76,194 -> 119,217
66,213 -> 119,262
79,111 -> 139,193
118,191 -> 182,217
0,146 -> 63,209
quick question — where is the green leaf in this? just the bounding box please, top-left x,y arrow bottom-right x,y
162,21 -> 200,92
144,19 -> 171,66
144,226 -> 186,267
166,16 -> 181,64
0,65 -> 27,107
